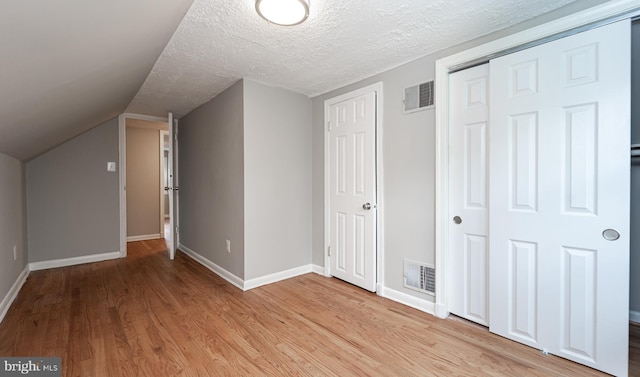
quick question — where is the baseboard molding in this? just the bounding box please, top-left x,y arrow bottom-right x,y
29,251 -> 120,271
0,265 -> 29,323
311,264 -> 325,275
127,233 -> 162,242
178,243 -> 244,290
630,310 -> 640,324
244,265 -> 312,291
378,285 -> 435,316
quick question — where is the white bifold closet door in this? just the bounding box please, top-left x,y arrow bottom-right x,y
489,20 -> 630,376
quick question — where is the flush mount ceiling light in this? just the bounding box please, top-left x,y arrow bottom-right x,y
255,0 -> 310,26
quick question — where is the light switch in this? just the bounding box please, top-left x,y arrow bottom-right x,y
107,162 -> 116,172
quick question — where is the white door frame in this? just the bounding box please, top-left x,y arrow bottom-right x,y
324,82 -> 385,292
118,112 -> 172,258
433,0 -> 640,318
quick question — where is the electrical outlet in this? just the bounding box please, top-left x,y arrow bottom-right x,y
13,245 -> 17,261
226,240 -> 231,253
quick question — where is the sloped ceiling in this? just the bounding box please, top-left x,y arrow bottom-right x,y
126,0 -> 577,118
0,0 -> 194,161
2,0 -> 583,161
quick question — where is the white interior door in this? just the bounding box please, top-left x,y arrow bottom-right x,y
167,112 -> 177,260
448,63 -> 490,326
489,21 -> 630,376
329,91 -> 377,292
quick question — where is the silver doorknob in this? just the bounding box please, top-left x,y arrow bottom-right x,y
363,203 -> 372,210
164,187 -> 170,191
602,229 -> 620,241
173,187 -> 179,191
453,216 -> 462,224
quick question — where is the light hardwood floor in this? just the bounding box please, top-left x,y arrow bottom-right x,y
0,239 -> 636,376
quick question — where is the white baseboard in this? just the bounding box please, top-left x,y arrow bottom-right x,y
29,251 -> 120,271
311,264 -> 325,275
0,265 -> 29,323
244,265 -> 312,291
630,310 -> 640,324
127,233 -> 162,242
178,243 -> 244,290
378,285 -> 435,316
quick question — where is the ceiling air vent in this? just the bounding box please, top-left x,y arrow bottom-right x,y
403,259 -> 435,296
403,81 -> 434,113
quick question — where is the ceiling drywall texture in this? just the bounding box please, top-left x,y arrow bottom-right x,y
0,0 -> 194,161
127,0 -> 577,118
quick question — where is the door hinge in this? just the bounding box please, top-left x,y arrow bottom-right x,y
175,226 -> 179,234
327,121 -> 331,132
328,246 -> 331,257
174,133 -> 178,141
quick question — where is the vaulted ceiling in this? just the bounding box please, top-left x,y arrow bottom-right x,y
2,0 -> 583,161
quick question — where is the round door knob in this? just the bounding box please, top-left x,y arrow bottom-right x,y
363,203 -> 372,210
602,229 -> 620,241
453,216 -> 462,224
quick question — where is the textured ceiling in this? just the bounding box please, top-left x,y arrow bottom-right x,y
1,0 -> 585,160
126,0 -> 577,118
0,0 -> 194,161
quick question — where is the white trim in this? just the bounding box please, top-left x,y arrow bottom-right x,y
167,112 -> 176,260
378,285 -> 435,315
29,251 -> 120,271
0,266 -> 29,324
126,234 -> 162,242
631,310 -> 640,324
119,114 -> 126,257
173,118 -> 180,248
433,0 -> 640,320
178,243 -> 244,290
119,113 -> 170,258
311,264 -> 325,275
244,265 -> 312,291
323,82 -> 384,291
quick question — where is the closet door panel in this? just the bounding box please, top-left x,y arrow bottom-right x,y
489,20 -> 630,377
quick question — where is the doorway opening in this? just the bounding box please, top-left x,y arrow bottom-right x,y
118,113 -> 177,260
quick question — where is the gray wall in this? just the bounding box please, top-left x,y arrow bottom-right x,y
126,126 -> 161,238
310,0 -> 611,300
178,80 -> 245,279
311,54 -> 437,298
27,117 -> 120,262
243,79 -> 312,280
630,20 -> 640,313
0,153 -> 27,301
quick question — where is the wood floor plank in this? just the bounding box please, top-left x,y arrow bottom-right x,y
0,239 -> 636,376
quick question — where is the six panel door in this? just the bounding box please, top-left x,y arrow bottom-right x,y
329,91 -> 377,292
489,20 -> 630,376
448,63 -> 490,326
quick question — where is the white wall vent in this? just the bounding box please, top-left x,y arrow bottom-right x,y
403,81 -> 434,113
403,259 -> 435,296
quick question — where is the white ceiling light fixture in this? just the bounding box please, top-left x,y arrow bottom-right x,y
255,0 -> 310,26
